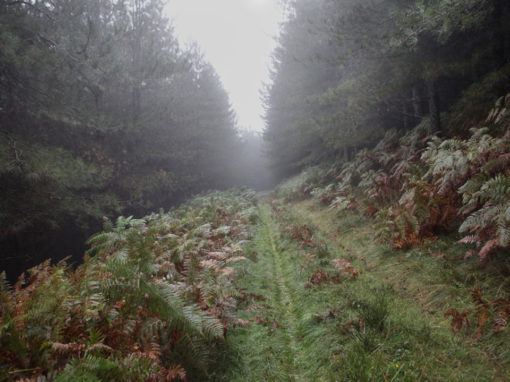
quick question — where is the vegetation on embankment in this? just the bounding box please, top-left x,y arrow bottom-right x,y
227,199 -> 510,381
0,190 -> 258,381
2,186 -> 510,381
275,93 -> 510,266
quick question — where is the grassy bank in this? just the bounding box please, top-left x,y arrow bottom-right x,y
227,198 -> 509,381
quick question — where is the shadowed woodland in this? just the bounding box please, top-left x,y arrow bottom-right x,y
1,0 -> 510,380
0,0 -> 274,279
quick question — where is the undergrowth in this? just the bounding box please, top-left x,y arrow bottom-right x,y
221,201 -> 509,380
275,94 -> 510,264
288,199 -> 510,380
0,189 -> 258,381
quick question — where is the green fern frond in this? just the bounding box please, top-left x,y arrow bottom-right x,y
0,271 -> 10,293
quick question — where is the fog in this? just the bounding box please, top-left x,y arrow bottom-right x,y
1,0 -> 509,378
0,0 -> 278,282
165,0 -> 284,132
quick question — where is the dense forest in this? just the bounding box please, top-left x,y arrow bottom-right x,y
265,0 -> 510,176
0,0 -> 273,279
1,0 -> 510,380
263,0 -> 510,264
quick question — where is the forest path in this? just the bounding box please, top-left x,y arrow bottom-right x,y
224,199 -> 508,381
228,203 -> 309,381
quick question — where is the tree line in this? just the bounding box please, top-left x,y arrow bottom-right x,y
0,0 -> 273,279
264,0 -> 510,177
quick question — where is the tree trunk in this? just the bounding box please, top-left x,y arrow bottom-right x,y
131,0 -> 143,123
15,232 -> 24,255
403,102 -> 409,130
427,78 -> 440,134
132,84 -> 141,122
412,86 -> 422,121
350,147 -> 357,160
494,0 -> 507,66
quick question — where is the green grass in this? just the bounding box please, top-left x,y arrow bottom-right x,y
222,198 -> 510,381
225,205 -> 304,381
288,199 -> 510,380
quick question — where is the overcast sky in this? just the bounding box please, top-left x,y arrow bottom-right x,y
165,0 -> 284,132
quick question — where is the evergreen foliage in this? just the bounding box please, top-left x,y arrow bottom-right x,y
264,0 -> 510,176
0,0 -> 264,276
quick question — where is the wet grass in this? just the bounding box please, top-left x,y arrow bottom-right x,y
290,199 -> 510,381
221,199 -> 510,381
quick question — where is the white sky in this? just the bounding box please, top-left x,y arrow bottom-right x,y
165,0 -> 284,132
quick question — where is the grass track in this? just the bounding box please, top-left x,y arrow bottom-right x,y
223,200 -> 510,381
227,204 -> 306,381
